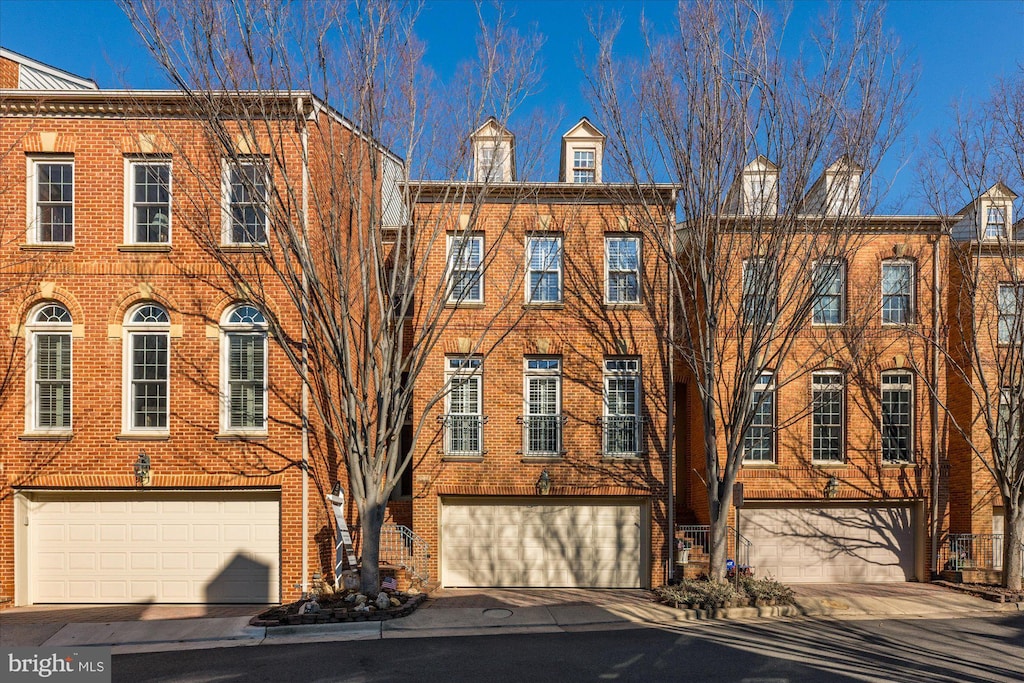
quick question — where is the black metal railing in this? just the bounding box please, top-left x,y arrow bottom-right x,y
600,415 -> 643,455
519,415 -> 566,455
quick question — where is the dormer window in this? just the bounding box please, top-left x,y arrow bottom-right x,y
560,118 -> 605,183
471,118 -> 515,182
986,206 -> 1007,239
478,145 -> 498,181
573,150 -> 596,183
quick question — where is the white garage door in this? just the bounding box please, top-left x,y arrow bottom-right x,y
441,500 -> 643,588
742,504 -> 915,583
25,491 -> 280,604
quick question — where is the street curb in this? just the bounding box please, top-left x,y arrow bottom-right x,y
265,621 -> 382,638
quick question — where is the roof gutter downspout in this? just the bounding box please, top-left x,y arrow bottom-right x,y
667,190 -> 678,579
930,234 -> 941,579
299,96 -> 310,597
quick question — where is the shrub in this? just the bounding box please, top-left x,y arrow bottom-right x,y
655,578 -> 744,610
739,575 -> 795,605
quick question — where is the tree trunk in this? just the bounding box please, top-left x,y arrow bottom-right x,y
1003,498 -> 1024,591
708,504 -> 730,582
359,503 -> 384,596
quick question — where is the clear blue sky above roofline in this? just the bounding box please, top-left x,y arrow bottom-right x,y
1,0 -> 1021,213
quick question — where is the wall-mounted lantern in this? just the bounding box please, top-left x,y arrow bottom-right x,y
824,475 -> 839,499
536,469 -> 552,496
134,451 -> 152,487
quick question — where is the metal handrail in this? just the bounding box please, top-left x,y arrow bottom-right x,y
676,524 -> 753,569
380,523 -> 431,584
942,533 -> 1024,573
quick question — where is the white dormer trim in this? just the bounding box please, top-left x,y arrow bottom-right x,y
725,156 -> 779,215
951,182 -> 1018,242
471,117 -> 515,183
560,117 -> 606,184
803,157 -> 863,216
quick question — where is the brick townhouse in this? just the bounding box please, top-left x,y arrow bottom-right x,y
676,158 -> 947,583
403,118 -> 678,588
0,48 -> 398,607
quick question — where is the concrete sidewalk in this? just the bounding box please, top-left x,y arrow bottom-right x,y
1,584 -> 1019,655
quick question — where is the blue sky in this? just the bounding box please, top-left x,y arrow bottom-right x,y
1,0 -> 1022,210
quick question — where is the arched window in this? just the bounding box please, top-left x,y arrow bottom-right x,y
124,303 -> 170,431
221,304 -> 268,432
26,303 -> 73,431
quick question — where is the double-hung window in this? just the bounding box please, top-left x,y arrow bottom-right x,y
812,260 -> 845,325
225,159 -> 268,244
124,304 -> 170,432
603,358 -> 642,456
998,388 -> 1022,459
447,235 -> 483,304
606,236 -> 640,304
881,260 -> 913,325
998,284 -> 1023,344
812,372 -> 844,462
128,160 -> 171,244
743,373 -> 775,462
523,358 -> 562,455
526,236 -> 563,304
445,357 -> 482,455
881,371 -> 913,462
986,206 -> 1007,239
573,150 -> 596,183
26,303 -> 73,432
742,258 -> 776,325
221,305 -> 268,432
32,159 -> 74,243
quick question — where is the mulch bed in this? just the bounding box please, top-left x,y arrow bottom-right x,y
934,580 -> 1024,604
251,591 -> 427,627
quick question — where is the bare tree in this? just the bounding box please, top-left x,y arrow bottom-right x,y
119,0 -> 545,595
588,0 -> 912,579
918,69 -> 1024,589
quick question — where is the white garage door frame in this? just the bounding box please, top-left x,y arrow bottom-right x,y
14,489 -> 281,606
439,496 -> 650,589
739,501 -> 925,583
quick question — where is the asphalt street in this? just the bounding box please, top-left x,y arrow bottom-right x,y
112,614 -> 1024,683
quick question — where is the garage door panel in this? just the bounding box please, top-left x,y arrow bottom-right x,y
745,505 -> 914,583
442,501 -> 641,588
28,492 -> 280,604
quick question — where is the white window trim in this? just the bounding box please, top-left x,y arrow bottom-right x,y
742,257 -> 777,325
811,259 -> 846,326
523,357 -> 562,456
603,357 -> 642,456
525,235 -> 564,304
881,371 -> 914,463
444,356 -> 483,455
122,304 -> 171,435
743,372 -> 776,463
27,156 -> 75,245
572,148 -> 597,183
24,303 -> 73,434
997,283 -> 1022,345
605,235 -> 642,305
985,204 -> 1008,240
219,305 -> 269,435
881,259 -> 915,326
811,370 -> 844,463
221,157 -> 269,246
446,234 -> 484,304
124,158 -> 172,245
